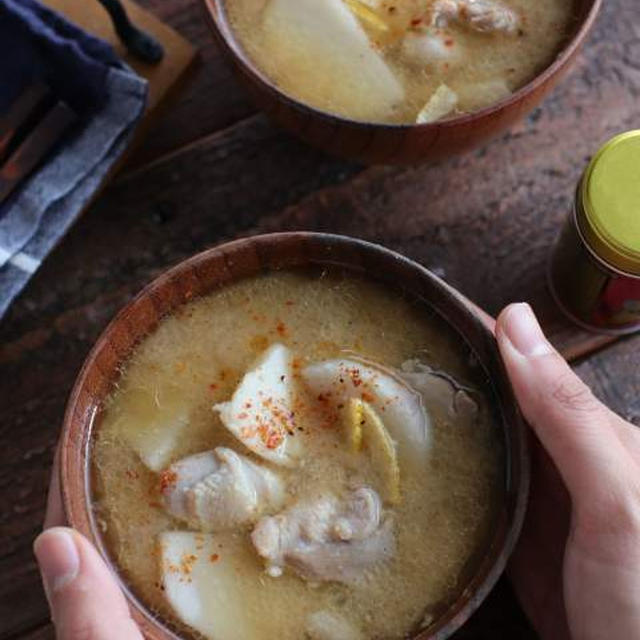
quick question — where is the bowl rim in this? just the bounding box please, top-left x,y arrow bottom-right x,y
60,232 -> 530,640
201,0 -> 602,130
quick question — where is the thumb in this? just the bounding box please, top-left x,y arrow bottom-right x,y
34,527 -> 143,640
495,303 -> 631,513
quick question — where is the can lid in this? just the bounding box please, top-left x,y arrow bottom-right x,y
580,130 -> 640,276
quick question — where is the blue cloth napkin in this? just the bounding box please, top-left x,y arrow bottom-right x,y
0,0 -> 148,318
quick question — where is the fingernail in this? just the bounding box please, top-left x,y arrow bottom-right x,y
501,303 -> 554,357
34,528 -> 79,594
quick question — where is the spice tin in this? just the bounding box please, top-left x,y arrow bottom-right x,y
549,131 -> 640,334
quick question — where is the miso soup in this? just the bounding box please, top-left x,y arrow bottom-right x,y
225,0 -> 575,124
93,269 -> 505,640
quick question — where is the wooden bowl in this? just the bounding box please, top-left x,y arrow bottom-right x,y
60,232 -> 529,640
200,0 -> 601,164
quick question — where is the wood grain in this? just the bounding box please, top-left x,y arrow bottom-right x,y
1,0 -> 638,637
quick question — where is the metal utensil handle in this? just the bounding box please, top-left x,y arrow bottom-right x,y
96,0 -> 164,64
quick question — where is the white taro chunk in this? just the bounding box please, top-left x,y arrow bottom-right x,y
262,0 -> 404,122
305,610 -> 365,640
251,487 -> 394,584
213,344 -> 303,466
161,447 -> 285,531
113,389 -> 189,472
301,358 -> 430,467
416,84 -> 458,124
160,531 -> 258,640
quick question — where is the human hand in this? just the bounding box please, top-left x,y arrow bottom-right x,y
33,450 -> 143,640
496,303 -> 640,640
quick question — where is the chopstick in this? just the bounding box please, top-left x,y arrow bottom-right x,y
0,84 -> 77,204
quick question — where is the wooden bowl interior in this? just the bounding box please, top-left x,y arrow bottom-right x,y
61,232 -> 529,640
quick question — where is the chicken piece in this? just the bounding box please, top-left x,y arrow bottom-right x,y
400,359 -> 479,428
160,531 -> 259,640
214,344 -> 303,466
262,0 -> 404,122
431,0 -> 520,34
161,447 -> 285,531
416,84 -> 458,123
251,488 -> 394,583
301,359 -> 430,468
401,28 -> 464,70
305,611 -> 364,640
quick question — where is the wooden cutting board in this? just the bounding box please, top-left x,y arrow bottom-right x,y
43,0 -> 197,149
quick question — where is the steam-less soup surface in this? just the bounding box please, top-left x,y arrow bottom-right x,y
225,0 -> 575,124
93,270 -> 504,640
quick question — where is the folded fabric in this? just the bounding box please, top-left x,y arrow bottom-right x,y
0,0 -> 148,318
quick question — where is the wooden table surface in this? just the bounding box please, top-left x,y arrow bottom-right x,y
1,0 -> 638,638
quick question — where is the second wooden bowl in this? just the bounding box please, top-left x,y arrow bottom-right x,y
201,0 -> 601,164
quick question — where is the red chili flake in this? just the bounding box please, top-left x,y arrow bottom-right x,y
181,553 -> 198,575
159,470 -> 178,493
276,321 -> 287,337
410,17 -> 422,26
361,391 -> 374,403
265,431 -> 284,449
210,554 -> 220,563
258,424 -> 284,449
444,38 -> 454,47
209,383 -> 219,391
285,300 -> 294,306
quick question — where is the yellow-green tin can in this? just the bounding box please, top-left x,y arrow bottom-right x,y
549,131 -> 640,334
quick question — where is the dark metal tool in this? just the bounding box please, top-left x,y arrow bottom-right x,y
96,0 -> 164,64
0,83 -> 77,204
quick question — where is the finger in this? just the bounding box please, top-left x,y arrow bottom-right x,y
495,303 -> 631,507
34,527 -> 143,640
44,445 -> 65,529
610,412 -> 640,462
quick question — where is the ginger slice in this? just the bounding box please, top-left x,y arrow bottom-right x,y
343,0 -> 389,32
346,398 -> 401,505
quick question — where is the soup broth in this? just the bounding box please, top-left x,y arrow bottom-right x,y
93,270 -> 504,640
225,0 -> 575,124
